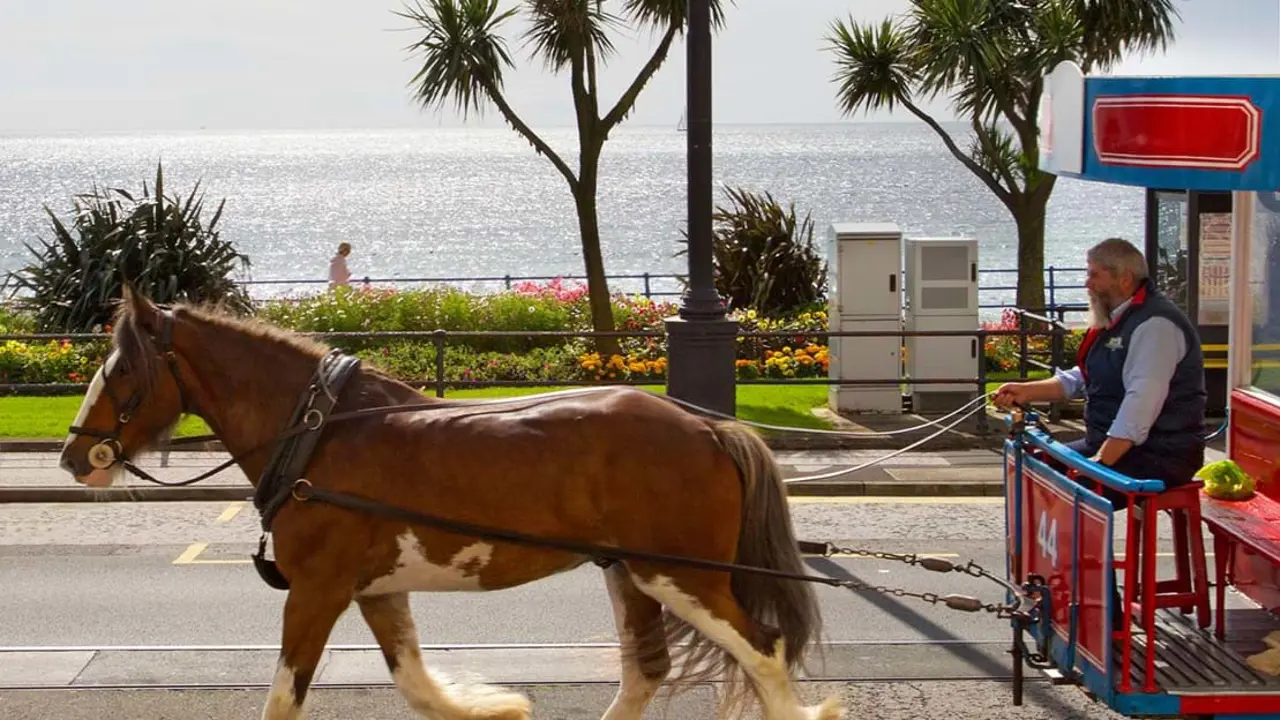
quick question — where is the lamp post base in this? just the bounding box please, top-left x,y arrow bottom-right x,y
664,315 -> 739,417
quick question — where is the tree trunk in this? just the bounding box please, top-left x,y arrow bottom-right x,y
1014,199 -> 1048,312
572,173 -> 620,358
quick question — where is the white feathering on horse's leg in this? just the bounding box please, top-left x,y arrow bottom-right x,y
260,659 -> 306,720
422,667 -> 532,720
632,576 -> 846,720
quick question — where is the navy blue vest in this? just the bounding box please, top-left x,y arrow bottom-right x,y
1077,281 -> 1206,469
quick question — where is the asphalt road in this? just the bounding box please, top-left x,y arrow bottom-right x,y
0,497 -> 1203,719
2,497 -> 1056,648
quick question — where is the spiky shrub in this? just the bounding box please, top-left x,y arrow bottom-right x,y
2,163 -> 252,332
682,186 -> 827,317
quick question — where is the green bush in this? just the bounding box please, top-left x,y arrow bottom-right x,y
258,285 -> 588,354
1,163 -> 253,332
679,185 -> 828,316
0,305 -> 34,334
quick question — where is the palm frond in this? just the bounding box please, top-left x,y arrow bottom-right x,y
1073,0 -> 1179,71
398,0 -> 518,117
522,0 -> 623,73
825,17 -> 918,117
623,0 -> 729,35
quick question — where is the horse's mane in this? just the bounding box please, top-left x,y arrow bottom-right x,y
112,298 -> 334,388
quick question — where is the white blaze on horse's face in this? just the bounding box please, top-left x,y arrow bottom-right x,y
62,350 -> 123,488
359,532 -> 493,595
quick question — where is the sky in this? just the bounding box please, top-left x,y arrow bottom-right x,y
0,0 -> 1276,133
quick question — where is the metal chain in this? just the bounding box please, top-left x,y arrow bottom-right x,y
812,542 -> 1035,620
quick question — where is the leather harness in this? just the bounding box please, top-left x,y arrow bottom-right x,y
250,348 -> 363,590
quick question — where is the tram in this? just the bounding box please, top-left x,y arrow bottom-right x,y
1005,61 -> 1280,717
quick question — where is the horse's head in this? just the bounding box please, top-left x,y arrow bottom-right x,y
60,286 -> 190,487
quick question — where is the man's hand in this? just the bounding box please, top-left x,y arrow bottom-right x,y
993,382 -> 1031,409
1092,436 -> 1134,467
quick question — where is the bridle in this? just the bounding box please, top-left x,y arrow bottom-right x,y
67,309 -> 193,473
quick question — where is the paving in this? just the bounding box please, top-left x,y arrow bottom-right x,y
0,680 -> 1128,719
0,406 -> 1227,502
0,446 -> 1015,502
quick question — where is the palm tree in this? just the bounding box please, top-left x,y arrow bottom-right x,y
399,0 -> 727,355
825,0 -> 1179,310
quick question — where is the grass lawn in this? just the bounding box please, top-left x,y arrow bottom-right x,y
0,371 -> 1056,440
0,383 -> 833,439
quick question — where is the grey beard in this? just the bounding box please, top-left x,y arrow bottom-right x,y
1088,293 -> 1112,329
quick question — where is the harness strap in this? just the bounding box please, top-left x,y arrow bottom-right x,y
254,349 -> 363,531
290,479 -> 847,588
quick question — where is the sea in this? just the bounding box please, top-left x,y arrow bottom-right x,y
0,122 -> 1145,309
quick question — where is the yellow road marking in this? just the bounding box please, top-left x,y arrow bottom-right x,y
172,542 -> 251,565
215,502 -> 246,525
173,542 -> 208,564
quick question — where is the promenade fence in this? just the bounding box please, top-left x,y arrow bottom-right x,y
0,309 -> 1078,433
234,265 -> 1089,315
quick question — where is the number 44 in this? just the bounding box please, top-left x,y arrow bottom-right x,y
1037,510 -> 1059,567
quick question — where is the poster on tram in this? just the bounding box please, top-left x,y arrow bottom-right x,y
1019,455 -> 1113,675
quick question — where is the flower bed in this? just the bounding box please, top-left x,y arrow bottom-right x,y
981,308 -> 1083,374
0,281 -> 1066,387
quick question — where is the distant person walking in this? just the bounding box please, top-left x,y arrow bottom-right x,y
328,242 -> 352,289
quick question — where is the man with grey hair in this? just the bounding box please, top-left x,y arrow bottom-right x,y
995,237 -> 1207,491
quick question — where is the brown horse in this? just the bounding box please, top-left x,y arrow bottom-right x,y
58,287 -> 845,720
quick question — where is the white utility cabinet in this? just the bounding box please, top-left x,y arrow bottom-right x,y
827,223 -> 903,413
903,236 -> 980,412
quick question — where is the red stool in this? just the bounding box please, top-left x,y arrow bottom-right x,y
1130,481 -> 1212,630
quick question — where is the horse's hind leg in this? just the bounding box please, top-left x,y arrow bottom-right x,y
262,582 -> 354,720
601,564 -> 671,720
356,592 -> 531,720
632,571 -> 843,720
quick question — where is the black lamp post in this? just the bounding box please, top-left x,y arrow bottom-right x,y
664,0 -> 738,416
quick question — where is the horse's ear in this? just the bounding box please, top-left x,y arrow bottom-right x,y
122,283 -> 161,336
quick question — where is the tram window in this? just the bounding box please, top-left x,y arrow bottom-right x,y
1251,192 -> 1280,395
1153,192 -> 1189,314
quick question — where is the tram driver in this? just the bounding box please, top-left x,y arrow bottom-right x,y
993,237 -> 1207,497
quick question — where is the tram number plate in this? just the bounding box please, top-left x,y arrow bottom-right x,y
1025,470 -> 1076,633
1036,509 -> 1060,566
1023,464 -> 1110,669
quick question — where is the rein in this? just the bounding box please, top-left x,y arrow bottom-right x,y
68,342 -> 1034,619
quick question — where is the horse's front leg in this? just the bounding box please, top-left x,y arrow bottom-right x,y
357,591 -> 532,720
261,580 -> 355,720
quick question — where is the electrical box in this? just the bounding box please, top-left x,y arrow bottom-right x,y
829,222 -> 902,318
903,237 -> 980,413
827,223 -> 903,414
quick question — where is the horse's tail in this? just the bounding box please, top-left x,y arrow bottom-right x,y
664,419 -> 821,706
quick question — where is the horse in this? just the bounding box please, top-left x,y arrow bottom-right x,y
57,287 -> 845,720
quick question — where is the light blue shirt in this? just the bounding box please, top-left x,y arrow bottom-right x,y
1054,297 -> 1188,446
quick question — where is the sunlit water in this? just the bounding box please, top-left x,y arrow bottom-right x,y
0,123 -> 1144,305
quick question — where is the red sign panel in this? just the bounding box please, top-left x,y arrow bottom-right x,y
1092,94 -> 1262,171
1024,467 -> 1076,634
1021,463 -> 1112,671
1077,501 -> 1110,669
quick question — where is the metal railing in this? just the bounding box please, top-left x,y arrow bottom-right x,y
0,322 -> 1079,434
234,265 -> 1089,313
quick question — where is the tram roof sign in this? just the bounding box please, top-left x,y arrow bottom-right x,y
1038,61 -> 1280,190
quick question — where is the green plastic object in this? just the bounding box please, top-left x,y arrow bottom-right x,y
1196,459 -> 1256,500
